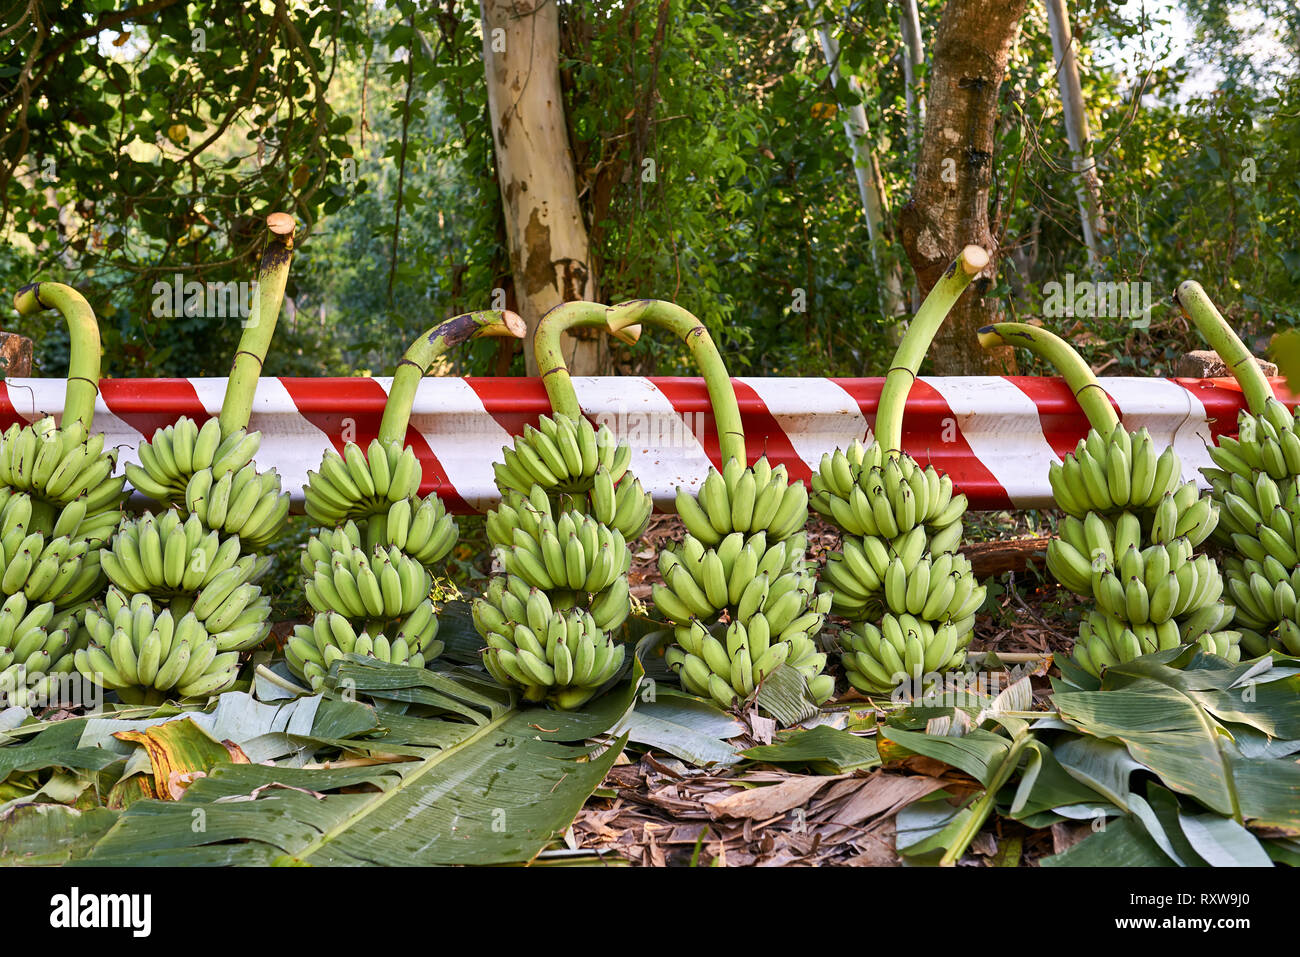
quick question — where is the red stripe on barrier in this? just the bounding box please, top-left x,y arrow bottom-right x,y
731,380 -> 811,480
0,385 -> 29,429
904,380 -> 1012,509
278,378 -> 472,513
827,378 -> 882,430
99,378 -> 211,439
829,377 -> 1013,507
463,376 -> 551,442
649,378 -> 722,469
1003,376 -> 1109,461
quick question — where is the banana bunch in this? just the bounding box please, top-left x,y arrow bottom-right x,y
651,530 -> 807,624
1047,424 -> 1183,519
125,417 -> 251,505
819,525 -> 924,618
0,417 -> 127,517
840,615 -> 966,693
74,586 -> 239,703
303,438 -> 423,527
285,607 -> 441,692
0,490 -> 107,607
493,414 -> 628,497
0,593 -> 83,707
1046,505 -> 1239,675
810,441 -> 967,554
101,510 -> 272,652
1076,603 -> 1240,675
183,460 -> 290,550
491,422 -> 651,540
834,548 -> 983,694
1225,555 -> 1300,654
103,509 -> 250,596
1205,398 -> 1300,487
674,457 -> 809,545
473,578 -> 625,709
302,535 -> 433,623
493,505 -> 632,603
664,570 -> 834,708
379,494 -> 458,569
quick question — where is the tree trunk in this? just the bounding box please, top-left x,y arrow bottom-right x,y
1043,0 -> 1106,268
898,0 -> 1028,375
806,1 -> 907,326
481,0 -> 605,376
900,0 -> 927,155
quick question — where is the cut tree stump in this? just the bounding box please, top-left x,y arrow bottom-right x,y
0,330 -> 33,376
1176,350 -> 1277,378
960,536 -> 1050,579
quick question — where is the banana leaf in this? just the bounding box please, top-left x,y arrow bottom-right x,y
78,657 -> 640,866
740,724 -> 881,774
0,804 -> 119,866
613,688 -> 745,767
1053,647 -> 1300,827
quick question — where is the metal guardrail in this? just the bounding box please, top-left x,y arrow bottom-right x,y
0,375 -> 1286,512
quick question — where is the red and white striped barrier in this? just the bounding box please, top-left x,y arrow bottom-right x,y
0,375 -> 1291,512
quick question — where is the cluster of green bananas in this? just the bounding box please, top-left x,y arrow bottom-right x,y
1047,502 -> 1238,675
665,571 -> 833,707
0,417 -> 127,516
1206,399 -> 1300,484
302,532 -> 433,622
1197,399 -> 1300,655
652,530 -> 806,623
821,525 -> 923,617
1047,425 -> 1183,519
810,441 -> 967,554
1077,602 -> 1239,675
379,494 -> 458,568
286,608 -> 441,691
494,505 -> 632,600
74,587 -> 240,703
674,457 -> 809,544
0,496 -> 105,607
492,414 -> 630,497
474,578 -> 625,709
103,509 -> 251,596
183,461 -> 289,550
102,510 -> 272,651
126,417 -> 257,506
841,615 -> 965,693
836,549 -> 983,694
0,593 -> 82,706
473,415 -> 646,709
303,439 -> 423,526
1226,556 -> 1300,654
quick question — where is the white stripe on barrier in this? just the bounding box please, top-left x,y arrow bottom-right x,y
738,377 -> 869,471
1104,378 -> 1213,486
923,376 -> 1063,508
574,376 -> 714,506
407,377 -> 516,511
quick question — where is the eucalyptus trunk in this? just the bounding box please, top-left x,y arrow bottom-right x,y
481,0 -> 605,376
898,0 -> 1029,375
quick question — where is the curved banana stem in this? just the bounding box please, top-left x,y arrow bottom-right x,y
218,213 -> 296,439
377,309 -> 525,445
875,245 -> 989,454
533,301 -> 641,421
978,321 -> 1120,433
12,281 -> 102,431
607,299 -> 746,464
1174,280 -> 1273,415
